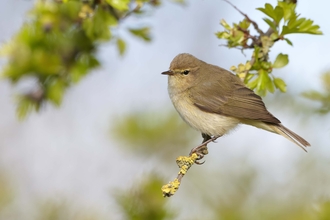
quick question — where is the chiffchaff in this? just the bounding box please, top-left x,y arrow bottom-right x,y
162,53 -> 310,155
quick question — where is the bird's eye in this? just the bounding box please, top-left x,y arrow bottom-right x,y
183,70 -> 190,75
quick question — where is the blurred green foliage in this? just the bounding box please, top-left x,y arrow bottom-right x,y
303,71 -> 330,114
35,200 -> 104,220
0,0 -> 161,119
0,173 -> 14,213
109,107 -> 330,219
112,111 -> 197,160
216,0 -> 322,96
1,159 -> 330,220
114,173 -> 176,220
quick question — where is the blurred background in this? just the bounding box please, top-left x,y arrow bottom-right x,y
0,0 -> 330,219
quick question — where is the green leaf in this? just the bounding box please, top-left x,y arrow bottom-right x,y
259,69 -> 274,94
270,32 -> 279,41
278,1 -> 296,21
257,4 -> 276,20
261,61 -> 271,70
16,97 -> 34,120
284,38 -> 293,46
129,27 -> 151,41
215,31 -> 230,39
273,53 -> 289,68
257,69 -> 267,92
251,47 -> 261,70
46,79 -> 65,106
257,4 -> 283,25
106,0 -> 129,11
287,17 -> 305,29
282,17 -> 322,35
273,6 -> 284,24
247,76 -> 259,90
244,72 -> 254,84
220,19 -> 231,30
238,19 -> 250,29
83,7 -> 117,41
263,18 -> 277,32
116,38 -> 126,56
267,80 -> 275,93
70,54 -> 99,83
274,77 -> 287,92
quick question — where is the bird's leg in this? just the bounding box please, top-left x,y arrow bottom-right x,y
189,134 -> 220,165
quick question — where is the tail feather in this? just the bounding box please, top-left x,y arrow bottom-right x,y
272,124 -> 310,152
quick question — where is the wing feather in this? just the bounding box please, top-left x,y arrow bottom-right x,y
191,70 -> 280,124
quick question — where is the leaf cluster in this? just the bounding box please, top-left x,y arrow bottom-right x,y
216,0 -> 322,96
1,0 -> 159,119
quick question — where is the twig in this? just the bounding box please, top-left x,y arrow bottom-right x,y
223,0 -> 264,36
161,153 -> 199,197
236,26 -> 260,47
161,135 -> 219,197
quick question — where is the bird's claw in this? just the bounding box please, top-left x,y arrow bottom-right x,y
190,146 -> 208,165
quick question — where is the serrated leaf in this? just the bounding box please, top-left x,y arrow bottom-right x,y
274,77 -> 287,92
273,6 -> 284,24
300,19 -> 313,30
116,38 -> 126,56
129,27 -> 151,41
287,17 -> 304,29
273,53 -> 289,68
257,4 -> 276,20
282,17 -> 322,35
278,1 -> 296,21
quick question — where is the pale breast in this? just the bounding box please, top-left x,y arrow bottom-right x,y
169,91 -> 240,136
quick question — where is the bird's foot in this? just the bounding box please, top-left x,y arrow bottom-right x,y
189,135 -> 219,165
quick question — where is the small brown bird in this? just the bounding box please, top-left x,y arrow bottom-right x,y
162,53 -> 310,155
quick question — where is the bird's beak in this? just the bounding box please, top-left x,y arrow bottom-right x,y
161,70 -> 174,75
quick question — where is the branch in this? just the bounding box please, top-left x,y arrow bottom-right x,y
161,135 -> 219,197
223,0 -> 264,36
161,153 -> 198,197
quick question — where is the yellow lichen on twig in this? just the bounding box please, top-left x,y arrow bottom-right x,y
161,153 -> 198,197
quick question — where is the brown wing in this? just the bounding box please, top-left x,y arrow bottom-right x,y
191,70 -> 280,124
